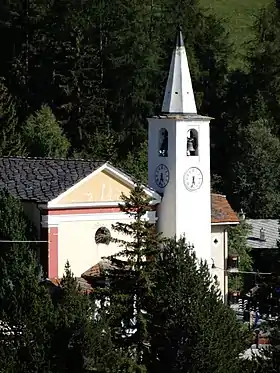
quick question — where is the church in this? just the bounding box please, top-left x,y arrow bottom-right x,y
0,31 -> 239,303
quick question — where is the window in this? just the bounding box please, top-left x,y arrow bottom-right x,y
187,129 -> 198,156
158,128 -> 168,157
95,227 -> 111,245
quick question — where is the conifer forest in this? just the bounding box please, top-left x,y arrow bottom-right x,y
1,0 -> 280,372
0,0 -> 279,218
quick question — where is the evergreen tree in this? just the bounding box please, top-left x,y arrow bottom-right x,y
248,2 -> 280,132
0,81 -> 25,156
51,262 -> 134,373
226,119 -> 280,218
23,105 -> 70,158
148,237 -> 251,373
0,190 -> 128,373
0,189 -> 54,373
103,185 -> 162,370
228,217 -> 253,294
117,140 -> 148,184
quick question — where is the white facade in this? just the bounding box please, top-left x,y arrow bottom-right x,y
148,31 -> 212,265
211,225 -> 229,303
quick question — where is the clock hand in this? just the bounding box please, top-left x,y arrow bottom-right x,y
191,176 -> 195,187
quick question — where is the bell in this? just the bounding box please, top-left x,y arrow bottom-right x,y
187,139 -> 195,152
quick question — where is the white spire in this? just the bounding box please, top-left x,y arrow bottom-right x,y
162,30 -> 197,114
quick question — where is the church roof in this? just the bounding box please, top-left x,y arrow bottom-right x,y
0,156 -> 104,202
0,156 -> 238,224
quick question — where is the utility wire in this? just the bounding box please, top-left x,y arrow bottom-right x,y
0,240 -> 48,243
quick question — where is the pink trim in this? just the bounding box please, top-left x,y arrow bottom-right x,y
48,227 -> 58,278
48,207 -> 122,215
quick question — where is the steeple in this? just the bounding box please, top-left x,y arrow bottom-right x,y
162,29 -> 197,114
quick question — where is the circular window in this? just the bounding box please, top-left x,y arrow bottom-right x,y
95,227 -> 111,245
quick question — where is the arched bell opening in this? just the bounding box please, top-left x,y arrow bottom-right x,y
187,129 -> 198,156
158,128 -> 168,157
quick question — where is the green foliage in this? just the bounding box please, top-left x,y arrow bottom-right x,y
117,140 -> 148,184
0,0 -> 233,159
199,0 -> 267,70
0,189 -> 54,373
0,81 -> 25,156
103,185 -> 162,369
228,218 -> 252,292
227,119 -> 280,218
0,191 -> 132,372
23,105 -> 70,158
248,2 -> 280,128
148,237 -> 250,373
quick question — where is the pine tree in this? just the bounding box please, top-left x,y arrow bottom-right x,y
248,2 -> 280,131
148,237 -> 251,373
0,81 -> 25,156
117,140 -> 148,184
0,191 -> 130,373
103,184 -> 162,370
23,105 -> 70,158
228,218 -> 253,294
0,189 -> 54,373
227,119 -> 280,218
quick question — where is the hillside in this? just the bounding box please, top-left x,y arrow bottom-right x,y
199,0 -> 270,69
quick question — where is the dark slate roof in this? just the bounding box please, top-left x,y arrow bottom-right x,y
247,219 -> 279,249
0,157 -> 239,226
0,157 -> 104,203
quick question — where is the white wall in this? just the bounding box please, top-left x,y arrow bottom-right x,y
148,116 -> 212,266
211,225 -> 228,303
46,211 -> 157,278
58,218 -> 131,277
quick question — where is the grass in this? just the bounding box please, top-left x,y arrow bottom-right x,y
199,0 -> 270,69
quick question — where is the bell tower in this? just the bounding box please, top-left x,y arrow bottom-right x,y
148,30 -> 212,265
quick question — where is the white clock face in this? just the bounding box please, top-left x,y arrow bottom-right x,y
183,167 -> 203,191
155,164 -> 169,188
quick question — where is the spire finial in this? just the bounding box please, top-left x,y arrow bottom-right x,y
161,29 -> 197,115
176,25 -> 184,47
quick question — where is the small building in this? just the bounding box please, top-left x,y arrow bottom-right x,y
247,219 -> 279,273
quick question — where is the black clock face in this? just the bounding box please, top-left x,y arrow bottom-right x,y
155,164 -> 169,188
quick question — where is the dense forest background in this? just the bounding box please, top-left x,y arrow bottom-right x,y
0,0 -> 280,219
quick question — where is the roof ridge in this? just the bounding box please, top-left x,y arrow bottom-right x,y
0,156 -> 106,163
211,193 -> 227,198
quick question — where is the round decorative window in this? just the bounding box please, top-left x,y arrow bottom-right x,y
95,227 -> 111,245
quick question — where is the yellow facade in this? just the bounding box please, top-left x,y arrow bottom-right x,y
58,218 -> 132,277
57,170 -> 132,205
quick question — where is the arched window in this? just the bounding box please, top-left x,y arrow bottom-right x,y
158,128 -> 168,157
187,129 -> 198,156
95,227 -> 111,245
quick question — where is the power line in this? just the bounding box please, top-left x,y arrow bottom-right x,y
0,240 -> 48,243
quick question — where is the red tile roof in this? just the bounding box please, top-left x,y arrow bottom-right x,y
211,194 -> 239,224
81,259 -> 126,279
47,277 -> 93,293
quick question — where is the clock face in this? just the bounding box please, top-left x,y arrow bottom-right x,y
155,164 -> 169,188
183,167 -> 203,191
